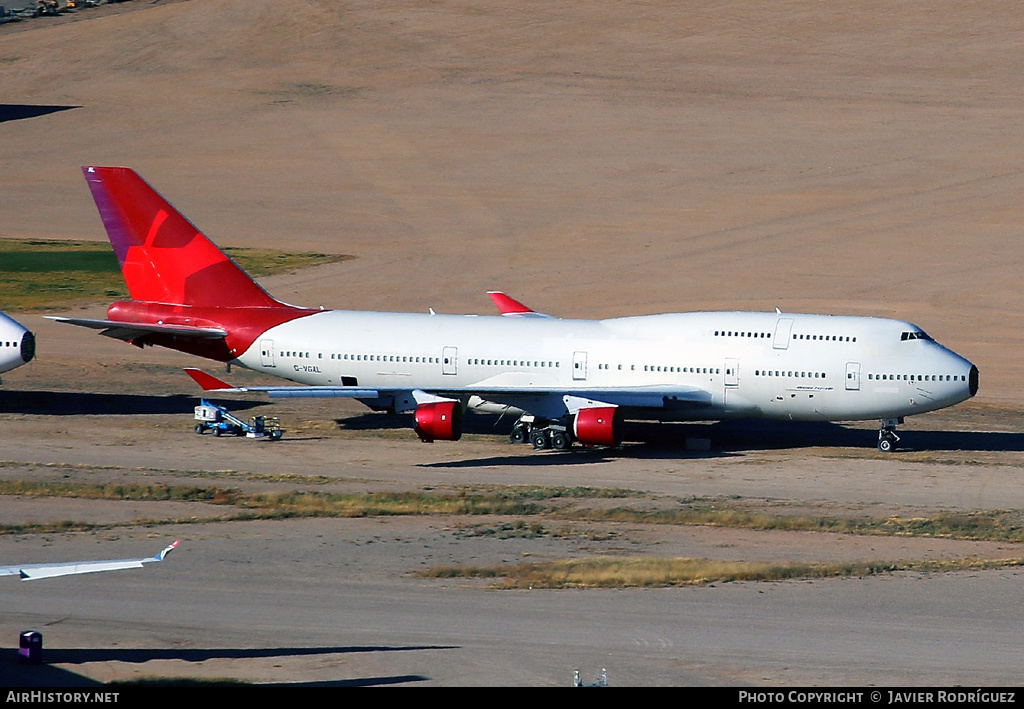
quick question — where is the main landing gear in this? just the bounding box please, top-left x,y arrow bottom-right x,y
510,415 -> 575,451
878,417 -> 902,452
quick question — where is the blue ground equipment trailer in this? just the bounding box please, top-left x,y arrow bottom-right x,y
193,399 -> 283,440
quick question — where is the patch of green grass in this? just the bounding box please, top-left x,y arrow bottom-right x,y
0,238 -> 349,311
0,249 -> 119,273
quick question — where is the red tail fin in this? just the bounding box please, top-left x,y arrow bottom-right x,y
82,166 -> 280,308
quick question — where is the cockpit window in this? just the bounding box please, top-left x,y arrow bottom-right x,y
901,331 -> 933,341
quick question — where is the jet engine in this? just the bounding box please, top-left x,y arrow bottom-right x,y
572,406 -> 623,447
20,331 -> 35,364
413,400 -> 463,443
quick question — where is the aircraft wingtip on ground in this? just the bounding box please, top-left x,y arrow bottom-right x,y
1,541 -> 181,581
158,540 -> 181,561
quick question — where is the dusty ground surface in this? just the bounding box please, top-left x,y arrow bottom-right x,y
1,0 -> 1024,687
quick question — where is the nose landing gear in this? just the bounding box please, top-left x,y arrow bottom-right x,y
878,417 -> 902,452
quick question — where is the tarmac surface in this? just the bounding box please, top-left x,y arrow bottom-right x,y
2,0 -> 1024,687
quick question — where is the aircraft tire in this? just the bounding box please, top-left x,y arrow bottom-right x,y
530,429 -> 550,450
550,431 -> 571,450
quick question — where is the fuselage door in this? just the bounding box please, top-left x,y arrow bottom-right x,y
442,346 -> 458,376
725,358 -> 739,388
845,361 -> 861,391
572,351 -> 588,381
260,339 -> 275,368
773,318 -> 794,350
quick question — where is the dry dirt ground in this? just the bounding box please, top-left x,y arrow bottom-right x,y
1,0 -> 1024,687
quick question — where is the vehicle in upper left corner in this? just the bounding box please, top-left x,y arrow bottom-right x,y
0,310 -> 34,383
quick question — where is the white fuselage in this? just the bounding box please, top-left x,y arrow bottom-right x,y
233,309 -> 976,423
0,312 -> 33,377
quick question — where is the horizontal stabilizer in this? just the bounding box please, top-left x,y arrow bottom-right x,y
47,316 -> 227,342
184,367 -> 237,391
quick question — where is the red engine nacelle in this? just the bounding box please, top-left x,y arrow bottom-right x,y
573,406 -> 623,447
413,401 -> 463,443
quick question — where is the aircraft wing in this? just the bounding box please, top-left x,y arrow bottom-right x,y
184,368 -> 380,398
46,316 -> 227,342
461,385 -> 713,410
184,368 -> 711,415
0,541 -> 179,581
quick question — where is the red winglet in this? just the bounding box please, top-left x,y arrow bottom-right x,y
487,291 -> 535,315
184,368 -> 234,391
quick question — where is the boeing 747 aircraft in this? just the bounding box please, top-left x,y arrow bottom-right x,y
0,311 -> 34,382
52,167 -> 978,452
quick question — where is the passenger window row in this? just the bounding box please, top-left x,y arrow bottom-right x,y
714,330 -> 771,338
868,373 -> 964,382
792,334 -> 856,342
754,370 -> 827,379
712,330 -> 856,343
642,365 -> 718,374
324,353 -> 441,364
595,363 -> 720,374
468,358 -> 559,368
